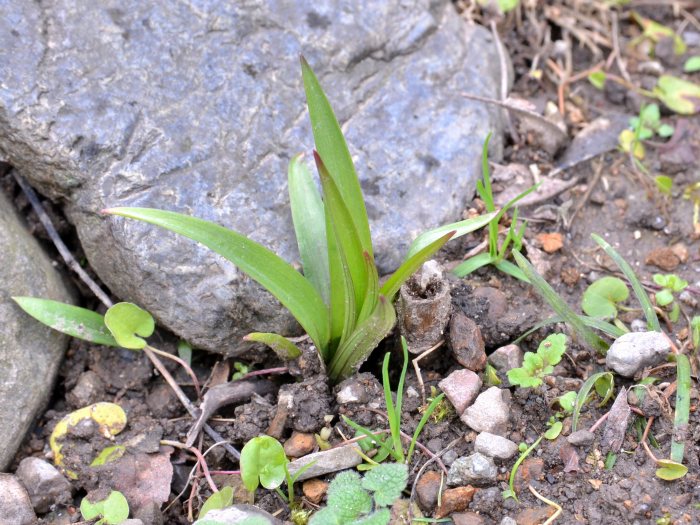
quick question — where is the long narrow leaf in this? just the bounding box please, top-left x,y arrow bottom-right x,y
671,353 -> 690,463
406,212 -> 496,259
494,259 -> 529,283
104,208 -> 329,352
591,234 -> 660,332
325,207 -> 354,356
13,297 -> 118,346
315,151 -> 368,312
328,296 -> 397,383
572,372 -> 614,431
243,332 -> 302,360
513,315 -> 625,344
452,252 -> 492,278
407,393 -> 444,464
301,57 -> 373,258
356,252 -> 379,325
513,251 -> 608,354
381,231 -> 455,302
383,351 -> 404,463
288,154 -> 329,305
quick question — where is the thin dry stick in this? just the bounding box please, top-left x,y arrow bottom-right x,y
162,439 -> 218,493
412,339 -> 444,404
611,12 -> 631,84
490,19 -> 517,143
566,159 -> 604,230
148,344 -> 202,399
12,171 -> 113,307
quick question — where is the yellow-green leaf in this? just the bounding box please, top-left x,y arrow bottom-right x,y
653,75 -> 700,115
104,302 -> 154,350
243,332 -> 302,360
655,459 -> 688,480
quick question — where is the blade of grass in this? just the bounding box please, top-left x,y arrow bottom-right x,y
671,353 -> 690,463
316,151 -> 368,313
572,372 -> 614,431
12,297 -> 118,346
405,212 -> 497,259
357,251 -> 379,325
103,207 -> 330,353
301,56 -> 373,258
383,347 -> 405,463
591,234 -> 660,332
452,252 -> 492,278
328,296 -> 397,383
513,251 -> 608,354
513,315 -> 625,344
494,259 -> 529,283
381,231 -> 455,302
406,393 -> 444,464
288,154 -> 329,305
243,332 -> 302,360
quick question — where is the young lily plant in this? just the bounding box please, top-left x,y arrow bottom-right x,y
101,58 -> 495,383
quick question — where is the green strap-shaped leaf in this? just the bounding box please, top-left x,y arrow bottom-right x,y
12,297 -> 118,346
103,207 -> 329,352
452,251 -> 492,278
328,296 -> 397,383
243,332 -> 302,360
288,154 -> 330,305
316,151 -> 368,313
406,212 -> 497,260
513,251 -> 608,354
356,251 -> 379,325
381,231 -> 455,302
671,353 -> 690,464
301,57 -> 373,258
591,234 -> 660,332
104,302 -> 154,350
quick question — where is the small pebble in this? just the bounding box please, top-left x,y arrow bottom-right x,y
567,430 -> 595,447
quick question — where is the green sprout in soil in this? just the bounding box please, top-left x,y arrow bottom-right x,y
452,134 -> 538,283
239,435 -> 314,519
506,333 -> 567,388
198,486 -> 234,520
618,103 -> 674,162
101,58 -> 495,384
581,276 -> 630,332
418,386 -> 455,424
308,463 -> 408,525
691,316 -> 700,350
653,273 -> 688,323
80,489 -> 130,525
571,372 -> 614,432
343,337 -> 444,467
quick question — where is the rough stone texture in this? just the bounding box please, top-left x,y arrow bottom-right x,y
448,312 -> 487,371
461,387 -> 511,436
16,457 -> 73,514
605,331 -> 671,377
452,512 -> 486,525
488,344 -> 523,371
283,432 -> 316,458
0,474 -> 37,525
194,505 -> 282,525
0,192 -> 74,470
415,470 -> 442,511
66,370 -> 105,408
435,486 -> 476,519
438,369 -> 482,415
567,430 -> 595,447
0,1 -> 504,355
474,432 -> 518,460
447,453 -> 497,487
287,444 -> 362,481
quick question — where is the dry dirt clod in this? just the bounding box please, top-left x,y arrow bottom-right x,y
514,505 -> 556,525
302,478 -> 328,505
451,512 -> 487,525
601,388 -> 631,455
397,260 -> 452,354
283,432 -> 316,458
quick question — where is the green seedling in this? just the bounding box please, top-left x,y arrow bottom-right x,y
476,0 -> 519,13
653,274 -> 688,323
630,12 -> 686,56
556,391 -> 577,415
571,372 -> 614,432
653,75 -> 700,115
102,58 -> 495,384
80,490 -> 130,525
199,486 -> 234,519
507,333 -> 567,388
619,104 -> 674,161
685,56 -> 700,73
588,71 -> 606,90
308,463 -> 408,525
484,362 -> 502,386
691,316 -> 700,350
683,182 -> 700,236
343,337 -> 444,466
239,435 -> 314,513
231,361 -> 251,381
453,135 -> 538,283
581,276 -> 630,331
418,386 -> 455,424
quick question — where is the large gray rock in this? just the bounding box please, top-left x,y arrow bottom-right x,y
0,1 -> 504,355
0,191 -> 74,470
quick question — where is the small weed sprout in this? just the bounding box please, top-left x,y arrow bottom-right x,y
581,276 -> 630,330
80,490 -> 130,525
418,386 -> 455,424
308,463 -> 408,525
653,273 -> 688,323
506,334 -> 567,388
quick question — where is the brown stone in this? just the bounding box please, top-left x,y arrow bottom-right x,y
435,486 -> 476,519
536,232 -> 563,253
645,247 -> 680,271
283,432 -> 316,458
514,458 -> 545,493
515,506 -> 556,525
451,511 -> 486,525
448,313 -> 487,371
415,470 -> 442,511
302,479 -> 328,505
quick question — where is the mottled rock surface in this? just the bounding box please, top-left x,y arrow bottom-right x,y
0,191 -> 74,470
0,1 -> 504,354
606,331 -> 671,377
0,474 -> 36,525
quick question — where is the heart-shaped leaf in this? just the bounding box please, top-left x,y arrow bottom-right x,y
581,276 -> 629,319
104,302 -> 155,350
240,436 -> 288,492
653,75 -> 700,115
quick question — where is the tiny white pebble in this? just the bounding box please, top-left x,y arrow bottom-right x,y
633,230 -> 641,240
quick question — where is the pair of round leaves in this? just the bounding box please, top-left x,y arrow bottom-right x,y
581,276 -> 629,320
104,302 -> 155,350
